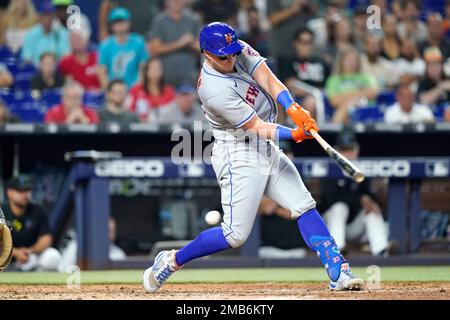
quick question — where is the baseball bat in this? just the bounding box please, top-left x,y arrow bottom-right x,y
309,129 -> 365,183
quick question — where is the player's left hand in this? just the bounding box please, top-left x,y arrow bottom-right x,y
291,126 -> 315,143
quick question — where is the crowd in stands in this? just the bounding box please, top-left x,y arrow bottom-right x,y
0,0 -> 449,127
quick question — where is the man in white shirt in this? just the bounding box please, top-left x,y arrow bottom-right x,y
384,84 -> 435,124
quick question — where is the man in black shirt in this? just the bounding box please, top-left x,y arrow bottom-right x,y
3,175 -> 61,271
319,131 -> 389,257
279,27 -> 330,121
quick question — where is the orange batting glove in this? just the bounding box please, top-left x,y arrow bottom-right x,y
286,102 -> 319,133
291,127 -> 315,143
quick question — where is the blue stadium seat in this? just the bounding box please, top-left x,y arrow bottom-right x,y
0,89 -> 14,105
4,59 -> 36,90
0,46 -> 20,62
40,89 -> 62,107
421,0 -> 445,17
376,91 -> 396,108
431,103 -> 448,121
8,91 -> 47,123
83,91 -> 105,109
322,96 -> 334,122
350,105 -> 384,123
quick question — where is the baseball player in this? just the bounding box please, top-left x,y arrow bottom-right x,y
143,22 -> 363,293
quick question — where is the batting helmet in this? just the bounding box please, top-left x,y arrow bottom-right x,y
199,22 -> 244,56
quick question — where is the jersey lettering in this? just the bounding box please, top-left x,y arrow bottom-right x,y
245,84 -> 260,106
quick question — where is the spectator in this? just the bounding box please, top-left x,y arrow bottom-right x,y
281,28 -> 330,90
392,37 -> 426,85
0,62 -> 13,88
128,58 -> 176,122
20,0 -> 69,66
306,2 -> 342,51
419,13 -> 450,59
31,52 -> 65,91
397,0 -> 427,43
149,0 -> 201,87
0,99 -> 20,124
325,47 -> 379,123
2,174 -> 62,271
57,217 -> 126,273
320,130 -> 390,257
390,0 -> 403,20
380,14 -> 402,61
98,0 -> 162,41
59,30 -> 101,91
384,84 -> 435,124
194,0 -> 238,25
52,0 -> 91,35
149,84 -> 206,125
322,16 -> 355,65
0,0 -> 37,53
237,0 -> 269,34
361,34 -> 397,90
240,6 -> 270,58
267,0 -> 317,66
98,79 -> 139,126
418,47 -> 450,106
98,7 -> 149,88
280,27 -> 330,122
352,6 -> 369,52
44,82 -> 99,124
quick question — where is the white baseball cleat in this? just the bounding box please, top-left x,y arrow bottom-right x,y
329,263 -> 364,291
143,250 -> 181,293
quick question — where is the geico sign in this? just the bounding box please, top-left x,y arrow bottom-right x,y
357,160 -> 410,177
95,160 -> 165,177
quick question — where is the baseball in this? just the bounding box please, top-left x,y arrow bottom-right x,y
205,210 -> 221,225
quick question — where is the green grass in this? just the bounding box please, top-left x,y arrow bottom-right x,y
1,267 -> 449,285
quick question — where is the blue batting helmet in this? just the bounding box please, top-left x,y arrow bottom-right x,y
199,22 -> 244,56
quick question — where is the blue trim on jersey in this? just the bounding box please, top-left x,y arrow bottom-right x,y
235,110 -> 256,128
202,65 -> 277,123
224,146 -> 234,237
250,59 -> 265,77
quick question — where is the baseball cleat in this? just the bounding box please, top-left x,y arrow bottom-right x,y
143,250 -> 181,293
329,263 -> 364,291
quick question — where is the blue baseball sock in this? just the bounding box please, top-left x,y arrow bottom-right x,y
297,208 -> 346,282
175,227 -> 231,266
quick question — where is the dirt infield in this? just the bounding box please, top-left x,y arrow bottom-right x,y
0,282 -> 449,300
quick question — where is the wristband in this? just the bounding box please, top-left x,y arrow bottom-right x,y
275,125 -> 293,140
276,90 -> 295,111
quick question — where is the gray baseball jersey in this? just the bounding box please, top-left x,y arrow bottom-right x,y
198,41 -> 278,131
198,41 -> 316,248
